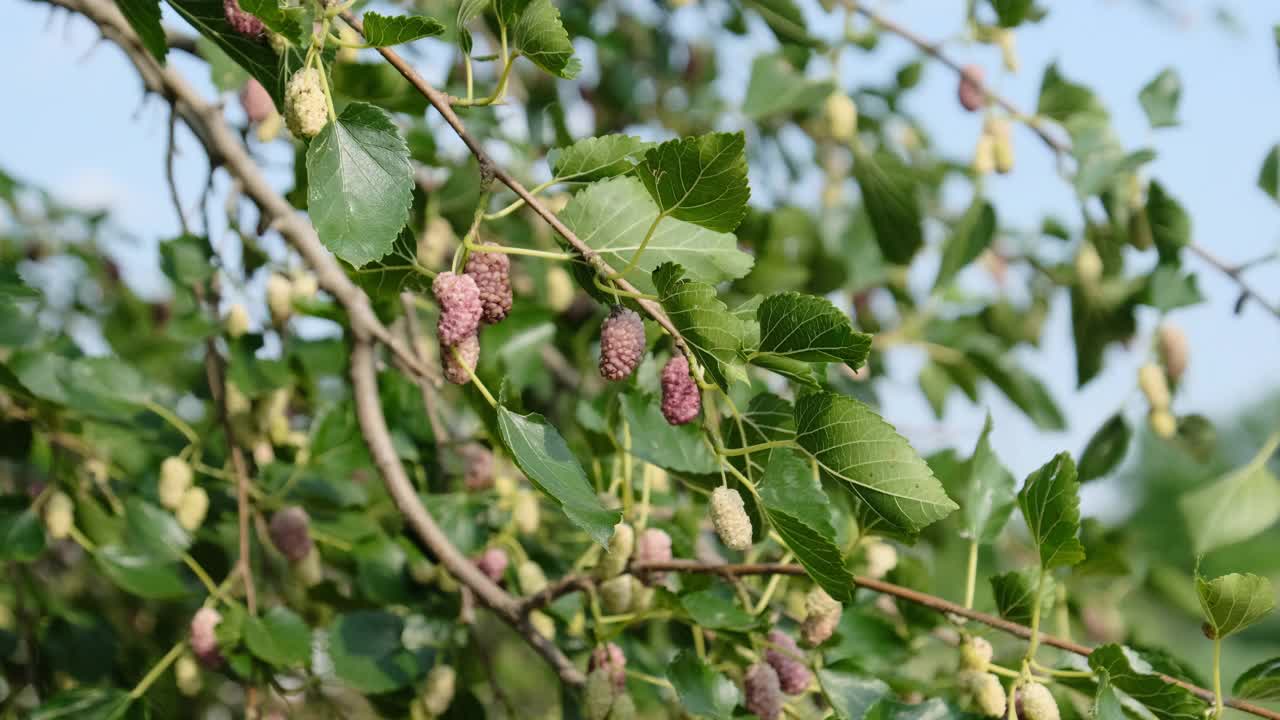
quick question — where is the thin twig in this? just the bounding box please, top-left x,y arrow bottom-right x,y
165,104 -> 189,235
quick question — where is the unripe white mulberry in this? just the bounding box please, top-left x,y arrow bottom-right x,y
517,560 -> 548,596
44,490 -> 74,540
959,636 -> 993,672
1075,244 -> 1103,286
605,692 -> 635,720
176,486 -> 210,532
825,92 -> 858,142
634,527 -> 672,584
584,667 -> 616,720
530,610 -> 556,640
433,271 -> 483,347
476,547 -> 508,583
268,506 -> 313,563
189,607 -> 222,667
1138,363 -> 1171,410
1017,682 -> 1059,720
589,642 -> 627,692
989,117 -> 1014,174
409,557 -> 437,585
801,586 -> 842,647
764,631 -> 811,695
420,664 -> 457,716
600,574 -> 633,614
224,303 -> 250,338
158,456 -> 193,510
958,64 -> 986,112
863,541 -> 898,580
598,306 -> 646,381
744,662 -> 784,720
441,334 -> 480,385
175,653 -> 202,696
959,671 -> 1006,717
1157,324 -> 1188,384
284,68 -> 327,140
464,246 -> 513,324
291,270 -> 318,301
223,0 -> 265,38
597,522 -> 634,580
417,216 -> 456,269
660,355 -> 700,425
239,78 -> 273,124
545,267 -> 576,312
709,486 -> 752,551
997,29 -> 1019,73
1149,409 -> 1177,439
973,132 -> 996,176
630,577 -> 655,612
266,272 -> 293,326
512,490 -> 540,535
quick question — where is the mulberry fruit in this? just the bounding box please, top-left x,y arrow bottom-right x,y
825,92 -> 858,142
512,490 -> 540,535
633,527 -> 672,584
958,64 -> 986,112
266,272 -> 293,326
420,664 -> 457,716
225,303 -> 250,338
600,575 -> 633,614
517,560 -> 548,596
417,216 -> 456,268
1017,682 -> 1059,720
709,486 -> 752,551
959,636 -> 993,673
545,267 -> 576,312
433,271 -> 483,346
597,522 -> 635,580
269,506 -> 313,563
1075,244 -> 1103,286
460,443 -> 493,491
291,270 -> 318,301
764,631 -> 811,695
44,490 -> 74,540
744,662 -> 784,720
442,334 -> 480,385
189,607 -> 223,667
1149,409 -> 1177,439
863,541 -> 898,580
631,577 -> 655,612
284,68 -> 327,139
530,610 -> 556,640
1157,324 -> 1188,383
801,586 -> 842,647
598,307 -> 645,381
959,671 -> 1007,717
476,547 -> 508,583
175,653 -> 202,696
239,78 -> 273,124
464,247 -> 513,324
584,667 -> 617,720
660,354 -> 700,425
158,457 -> 193,510
589,642 -> 627,692
990,118 -> 1014,175
1138,363 -> 1171,410
176,486 -> 210,532
973,132 -> 996,176
223,0 -> 265,38
606,692 -> 636,720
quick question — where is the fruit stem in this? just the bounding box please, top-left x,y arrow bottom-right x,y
453,345 -> 496,408
128,641 -> 186,701
964,539 -> 979,609
1213,636 -> 1224,719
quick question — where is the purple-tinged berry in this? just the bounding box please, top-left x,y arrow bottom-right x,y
660,354 -> 700,425
464,246 -> 513,324
268,506 -> 313,563
442,334 -> 480,385
189,607 -> 223,667
433,271 -> 483,346
744,662 -> 784,720
475,547 -> 508,583
598,307 -> 645,381
633,527 -> 672,584
764,631 -> 811,695
223,0 -> 265,38
589,642 -> 627,692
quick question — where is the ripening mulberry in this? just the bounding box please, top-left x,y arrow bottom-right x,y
189,607 -> 223,667
589,642 -> 627,692
269,506 -> 313,563
606,692 -> 636,720
958,64 -> 986,112
597,522 -> 635,580
176,486 -> 210,532
631,577 -> 655,612
1138,363 -> 1171,410
863,541 -> 898,580
584,667 -> 617,720
44,490 -> 74,540
660,354 -> 700,425
709,486 -> 752,551
598,307 -> 645,381
240,78 -> 273,124
600,574 -> 633,614
801,586 -> 842,647
223,0 -> 265,38
159,456 -> 193,511
476,547 -> 508,583
464,247 -> 513,324
959,671 -> 1007,718
744,662 -> 784,720
634,527 -> 672,584
1158,323 -> 1188,383
959,636 -> 993,673
441,334 -> 480,385
420,664 -> 457,716
434,271 -> 483,346
1017,682 -> 1059,720
764,631 -> 811,695
460,443 -> 493,491
284,68 -> 327,140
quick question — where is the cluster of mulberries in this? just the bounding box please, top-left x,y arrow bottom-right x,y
189,607 -> 223,667
284,68 -> 327,140
633,527 -> 672,584
223,0 -> 265,38
268,506 -> 313,563
1017,682 -> 1060,720
958,64 -> 986,112
598,307 -> 645,381
764,631 -> 811,695
660,355 -> 700,425
801,586 -> 842,647
464,247 -> 513,324
744,662 -> 784,720
709,486 -> 752,551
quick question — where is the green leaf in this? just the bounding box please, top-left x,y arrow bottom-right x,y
96,546 -> 191,599
758,449 -> 858,603
1234,657 -> 1280,700
934,199 -> 996,289
361,12 -> 445,47
1088,644 -> 1207,720
511,0 -> 580,79
745,0 -> 822,48
1178,433 -> 1280,555
331,62 -> 428,115
1038,63 -> 1107,124
964,343 -> 1066,430
549,135 -> 653,183
853,148 -> 923,265
958,415 -> 1017,544
1094,677 -> 1126,720
652,263 -> 745,389
116,0 -> 168,63
123,498 -> 192,563
1018,453 -> 1085,569
496,405 -> 621,547
1146,181 -> 1191,260
307,102 -> 413,268
237,0 -> 304,43
748,353 -> 822,388
1139,68 -> 1181,129
245,606 -> 312,667
1142,266 -> 1203,311
1079,414 -> 1131,483
559,177 -> 754,295
636,132 -> 750,233
990,0 -> 1033,27
455,0 -> 488,55
1258,145 -> 1280,203
0,498 -> 45,562
721,393 -> 795,481
29,688 -> 133,720
817,662 -> 891,720
1196,572 -> 1275,639
742,53 -> 835,119
681,589 -> 759,632
61,356 -> 152,418
794,391 -> 957,536
667,650 -> 740,720
990,569 -> 1054,625
755,292 -> 871,371
328,611 -> 427,693
619,393 -> 719,474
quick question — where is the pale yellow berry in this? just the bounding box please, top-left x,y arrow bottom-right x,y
159,457 -> 193,510
596,522 -> 634,580
960,671 -> 1007,717
255,110 -> 282,143
290,270 -> 318,301
973,133 -> 996,176
44,491 -> 75,540
513,490 -> 540,535
996,29 -> 1019,73
801,586 -> 842,646
825,92 -> 858,142
709,486 -> 752,551
959,636 -> 993,672
225,383 -> 251,417
284,67 -> 328,139
988,117 -> 1014,174
294,547 -> 324,587
1138,363 -> 1171,411
863,541 -> 898,580
417,216 -> 456,269
225,303 -> 250,338
1018,682 -> 1059,720
631,576 -> 654,612
1149,409 -> 1177,439
266,273 -> 293,326
600,575 -> 633,614
175,486 -> 210,532
336,25 -> 361,64
409,558 -> 437,585
175,654 -> 202,697
493,473 -> 518,498
1075,244 -> 1103,286
545,267 -> 576,313
517,560 -> 548,596
421,664 -> 457,716
252,440 -> 275,466
1157,324 -> 1188,383
568,610 -> 586,637
530,610 -> 556,640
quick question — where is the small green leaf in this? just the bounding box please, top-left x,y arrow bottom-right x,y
1038,63 -> 1107,123
990,0 -> 1033,27
681,589 -> 759,631
721,393 -> 795,481
965,341 -> 1066,430
742,53 -> 835,119
958,415 -> 1017,544
116,0 -> 168,63
1146,181 -> 1191,260
497,406 -> 621,547
619,393 -> 719,474
1196,572 -> 1275,639
818,661 -> 892,720
1178,433 -> 1280,555
511,0 -> 580,79
1258,145 -> 1280,203
853,148 -> 923,265
755,292 -> 871,371
1234,657 -> 1280,700
636,132 -> 750,233
96,546 -> 191,599
29,688 -> 133,720
307,102 -> 413,268
0,499 -> 45,562
245,606 -> 311,667
167,0 -> 303,106
454,0 -> 487,55
1079,414 -> 1131,482
1094,677 -> 1126,720
745,0 -> 822,48
1018,453 -> 1085,569
124,498 -> 192,563
1139,68 -> 1181,129
794,391 -> 957,536
667,650 -> 740,720
361,12 -> 445,47
652,263 -> 746,389
328,611 -> 427,693
990,569 -> 1055,625
758,449 -> 858,603
1142,265 -> 1203,311
1089,644 -> 1206,720
549,135 -> 653,182
934,199 -> 996,289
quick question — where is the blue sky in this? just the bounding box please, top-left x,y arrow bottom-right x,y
3,0 -> 1278,495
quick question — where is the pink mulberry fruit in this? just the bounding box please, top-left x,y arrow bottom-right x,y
460,443 -> 493,491
441,334 -> 480,385
598,307 -> 645,381
764,631 -> 811,695
633,527 -> 672,584
268,506 -> 313,563
240,79 -> 273,124
433,271 -> 483,346
958,64 -> 986,112
223,0 -> 265,38
589,642 -> 627,692
660,354 -> 700,425
189,607 -> 223,667
464,247 -> 513,324
744,662 -> 784,720
476,547 -> 508,583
